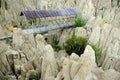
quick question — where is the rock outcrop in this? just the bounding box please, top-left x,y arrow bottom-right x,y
0,0 -> 120,80
2,0 -> 119,27
1,28 -> 120,80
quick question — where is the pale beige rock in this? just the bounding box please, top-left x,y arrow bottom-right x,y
8,75 -> 17,80
73,45 -> 96,80
62,58 -> 71,80
44,65 -> 55,80
1,0 -> 120,80
99,23 -> 113,50
36,34 -> 46,56
103,69 -> 120,80
43,29 -> 61,45
98,27 -> 120,71
0,42 -> 11,75
55,71 -> 63,80
6,49 -> 19,73
26,70 -> 38,80
58,28 -> 74,48
41,45 -> 58,80
55,50 -> 68,59
18,76 -> 24,80
70,53 -> 79,61
84,16 -> 96,31
88,26 -> 100,46
64,0 -> 76,8
75,27 -> 88,38
80,0 -> 95,19
80,45 -> 96,67
12,28 -> 24,48
93,17 -> 104,28
22,33 -> 36,60
92,68 -> 104,80
31,56 -> 43,73
13,28 -> 36,60
0,25 -> 8,39
70,61 -> 80,79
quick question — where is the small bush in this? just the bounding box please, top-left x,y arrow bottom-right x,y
1,76 -> 8,80
29,19 -> 36,25
65,35 -> 87,56
75,18 -> 86,27
52,45 -> 61,52
29,73 -> 39,80
21,24 -> 26,29
5,37 -> 12,44
13,24 -> 18,28
91,45 -> 101,60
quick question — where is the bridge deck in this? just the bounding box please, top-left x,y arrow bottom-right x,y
23,22 -> 74,34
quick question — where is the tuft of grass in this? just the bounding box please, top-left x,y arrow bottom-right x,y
75,18 -> 86,27
65,35 -> 87,56
91,45 -> 101,60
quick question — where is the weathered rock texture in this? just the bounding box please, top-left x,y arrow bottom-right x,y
88,22 -> 120,71
0,0 -> 120,80
0,28 -> 120,80
1,0 -> 119,27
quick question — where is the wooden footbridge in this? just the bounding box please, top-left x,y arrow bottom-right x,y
0,8 -> 79,40
21,8 -> 79,34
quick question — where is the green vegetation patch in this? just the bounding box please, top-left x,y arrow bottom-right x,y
29,73 -> 39,80
91,45 -> 101,60
1,76 -> 9,80
52,45 -> 61,52
65,35 -> 87,56
75,18 -> 86,27
4,37 -> 12,44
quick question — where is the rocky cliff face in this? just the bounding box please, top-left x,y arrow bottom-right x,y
0,0 -> 120,80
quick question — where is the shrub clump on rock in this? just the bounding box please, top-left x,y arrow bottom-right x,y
65,35 -> 87,56
91,45 -> 101,60
75,18 -> 86,27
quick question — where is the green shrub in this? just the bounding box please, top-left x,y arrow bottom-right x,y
75,18 -> 86,27
91,45 -> 101,60
29,19 -> 36,25
65,35 -> 87,56
118,4 -> 120,8
5,37 -> 12,44
29,73 -> 39,80
21,24 -> 26,29
1,76 -> 8,80
52,45 -> 61,52
13,24 -> 18,28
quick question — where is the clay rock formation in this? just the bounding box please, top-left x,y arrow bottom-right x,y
88,22 -> 120,71
0,0 -> 120,29
41,45 -> 58,80
0,28 -> 120,80
0,0 -> 120,80
0,42 -> 12,77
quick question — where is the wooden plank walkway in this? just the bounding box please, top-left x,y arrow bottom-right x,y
23,22 -> 74,34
